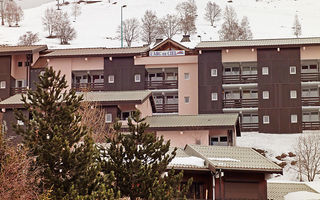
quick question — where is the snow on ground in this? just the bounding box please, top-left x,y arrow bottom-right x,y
285,191 -> 320,200
1,0 -> 320,48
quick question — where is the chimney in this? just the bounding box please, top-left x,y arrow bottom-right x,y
155,38 -> 163,44
181,35 -> 191,42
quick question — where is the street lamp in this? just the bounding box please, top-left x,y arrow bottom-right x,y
120,5 -> 127,48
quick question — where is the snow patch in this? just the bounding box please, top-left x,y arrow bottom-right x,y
284,191 -> 320,200
208,157 -> 240,162
170,156 -> 205,167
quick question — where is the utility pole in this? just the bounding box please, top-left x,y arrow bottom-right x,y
120,5 -> 127,48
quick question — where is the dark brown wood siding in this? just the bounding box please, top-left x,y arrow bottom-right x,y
0,56 -> 11,100
2,109 -> 28,144
30,68 -> 42,90
257,48 -> 302,133
198,50 -> 223,114
104,57 -> 145,91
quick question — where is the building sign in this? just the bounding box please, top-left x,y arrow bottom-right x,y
149,50 -> 185,57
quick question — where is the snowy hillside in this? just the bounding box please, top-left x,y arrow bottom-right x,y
0,0 -> 320,48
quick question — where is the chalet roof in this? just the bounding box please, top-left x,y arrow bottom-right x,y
196,37 -> 320,49
0,45 -> 47,55
145,114 -> 239,128
150,38 -> 190,51
185,144 -> 282,173
267,182 -> 319,200
42,46 -> 150,58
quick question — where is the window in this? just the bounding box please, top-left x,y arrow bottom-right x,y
224,67 -> 239,75
211,69 -> 217,77
290,90 -> 297,99
291,114 -> 298,123
262,91 -> 269,99
18,61 -> 23,67
184,96 -> 190,104
301,64 -> 318,73
290,66 -> 296,75
262,67 -> 269,75
210,136 -> 228,146
242,66 -> 257,75
134,74 -> 141,82
302,88 -> 318,97
0,81 -> 6,89
105,113 -> 112,123
211,92 -> 218,101
108,75 -> 114,83
184,73 -> 190,80
303,112 -> 319,122
263,115 -> 270,124
17,120 -> 24,126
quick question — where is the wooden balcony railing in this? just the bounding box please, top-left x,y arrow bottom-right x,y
154,103 -> 178,113
72,83 -> 104,91
301,73 -> 320,82
240,122 -> 259,131
302,121 -> 320,130
11,87 -> 27,95
223,98 -> 258,108
223,74 -> 258,84
145,80 -> 178,90
301,97 -> 320,106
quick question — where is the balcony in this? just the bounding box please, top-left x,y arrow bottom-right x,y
72,83 -> 104,92
302,121 -> 320,130
145,80 -> 178,90
301,73 -> 320,82
240,122 -> 259,131
301,97 -> 320,106
223,98 -> 258,108
154,103 -> 178,113
223,74 -> 258,84
11,87 -> 27,95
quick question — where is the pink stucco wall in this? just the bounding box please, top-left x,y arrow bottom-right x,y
134,55 -> 198,65
222,48 -> 257,62
11,55 -> 27,80
136,99 -> 153,118
301,46 -> 320,60
156,130 -> 209,148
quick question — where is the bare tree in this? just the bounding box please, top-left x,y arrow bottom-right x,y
4,0 -> 15,27
42,7 -> 58,37
141,10 -> 159,45
13,5 -> 23,26
295,134 -> 320,181
55,11 -> 77,44
18,31 -> 40,45
0,0 -> 9,26
117,18 -> 140,47
204,1 -> 221,26
176,0 -> 197,35
71,1 -> 81,22
292,14 -> 302,38
218,6 -> 241,41
157,14 -> 180,39
239,16 -> 253,40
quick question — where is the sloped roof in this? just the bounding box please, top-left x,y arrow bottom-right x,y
0,45 -> 47,55
32,57 -> 48,69
196,37 -> 320,49
168,147 -> 208,170
185,144 -> 282,173
151,38 -> 190,51
267,182 -> 319,200
42,46 -> 150,58
0,94 -> 25,106
145,114 -> 239,129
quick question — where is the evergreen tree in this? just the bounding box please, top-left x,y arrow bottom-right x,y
101,110 -> 191,200
14,67 -> 115,200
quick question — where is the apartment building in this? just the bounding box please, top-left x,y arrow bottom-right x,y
196,38 -> 320,133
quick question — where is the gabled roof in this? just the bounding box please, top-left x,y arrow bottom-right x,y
268,182 -> 319,200
32,57 -> 48,69
42,46 -> 150,58
0,45 -> 47,55
151,38 -> 190,52
196,37 -> 320,49
145,114 -> 239,130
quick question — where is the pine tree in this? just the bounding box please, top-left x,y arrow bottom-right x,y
14,67 -> 115,200
101,110 -> 191,200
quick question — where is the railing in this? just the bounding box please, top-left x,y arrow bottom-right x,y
302,121 -> 320,130
223,74 -> 258,84
301,97 -> 320,106
72,83 -> 104,91
154,103 -> 178,113
145,80 -> 178,90
240,122 -> 259,131
223,98 -> 258,108
301,73 -> 320,82
11,87 -> 27,95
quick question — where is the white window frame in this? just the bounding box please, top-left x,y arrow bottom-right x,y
105,113 -> 112,123
17,120 -> 24,126
211,69 -> 217,77
211,92 -> 218,101
290,90 -> 297,99
263,115 -> 270,124
262,91 -> 269,99
134,74 -> 141,83
108,75 -> 114,83
262,67 -> 269,75
0,81 -> 6,89
290,66 -> 296,75
184,73 -> 190,80
291,114 -> 298,123
184,96 -> 190,104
